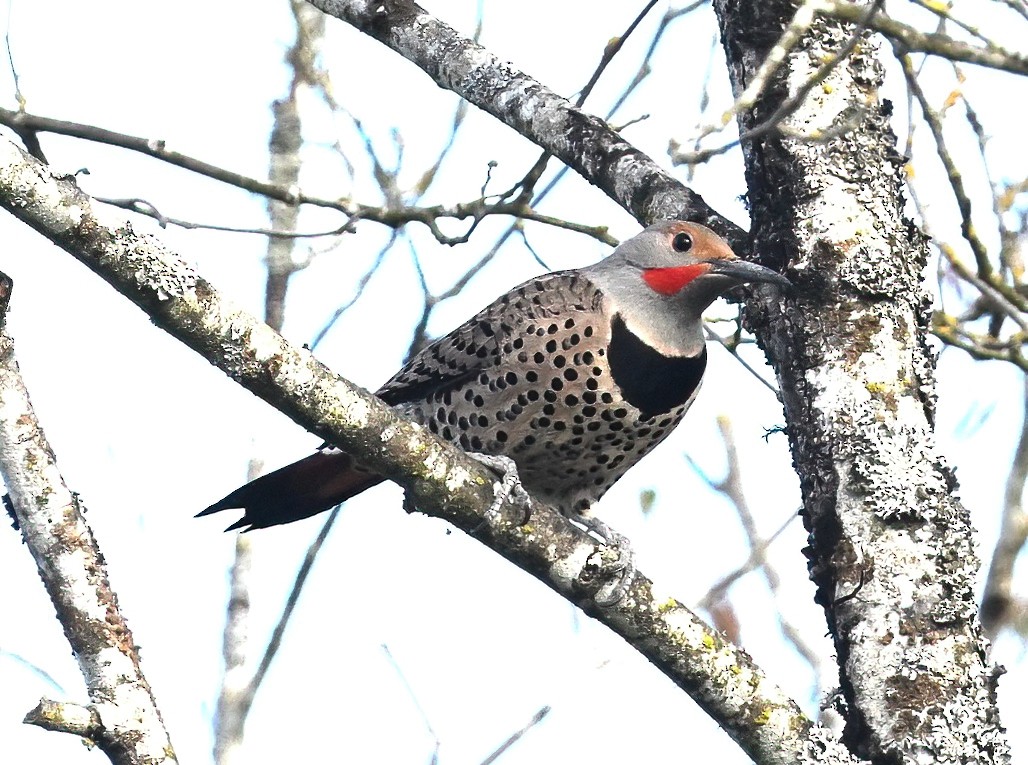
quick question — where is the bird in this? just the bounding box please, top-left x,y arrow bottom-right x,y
200,220 -> 789,534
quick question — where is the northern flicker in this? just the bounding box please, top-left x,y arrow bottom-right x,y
200,221 -> 788,533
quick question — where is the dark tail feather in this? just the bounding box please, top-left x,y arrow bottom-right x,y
198,450 -> 383,531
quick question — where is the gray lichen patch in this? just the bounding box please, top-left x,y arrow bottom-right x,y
117,229 -> 198,301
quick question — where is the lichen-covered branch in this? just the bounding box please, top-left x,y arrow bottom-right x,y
305,0 -> 750,248
0,133 -> 858,765
713,0 -> 1009,761
0,275 -> 177,765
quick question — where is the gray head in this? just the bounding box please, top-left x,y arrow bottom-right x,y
581,221 -> 789,357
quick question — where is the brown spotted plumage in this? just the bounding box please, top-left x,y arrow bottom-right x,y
200,221 -> 789,531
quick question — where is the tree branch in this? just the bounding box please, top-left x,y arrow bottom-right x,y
825,0 -> 1028,75
0,273 -> 177,765
305,0 -> 750,249
0,132 -> 856,765
0,108 -> 611,246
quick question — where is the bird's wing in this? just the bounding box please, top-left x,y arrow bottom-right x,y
375,270 -> 604,406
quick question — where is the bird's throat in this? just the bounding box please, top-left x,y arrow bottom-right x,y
607,313 -> 706,418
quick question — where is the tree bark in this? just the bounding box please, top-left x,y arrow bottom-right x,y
713,0 -> 1009,761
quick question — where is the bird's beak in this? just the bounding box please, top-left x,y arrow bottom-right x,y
707,258 -> 791,288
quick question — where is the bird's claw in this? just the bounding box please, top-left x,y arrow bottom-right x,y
571,514 -> 636,606
467,452 -> 533,530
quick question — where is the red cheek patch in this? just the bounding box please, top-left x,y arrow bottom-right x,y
642,264 -> 711,295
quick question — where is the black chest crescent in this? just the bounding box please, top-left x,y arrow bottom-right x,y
607,313 -> 706,419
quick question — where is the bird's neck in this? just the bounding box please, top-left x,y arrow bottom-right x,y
581,265 -> 708,358
615,304 -> 707,358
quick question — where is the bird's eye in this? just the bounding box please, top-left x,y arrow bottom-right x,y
672,232 -> 693,253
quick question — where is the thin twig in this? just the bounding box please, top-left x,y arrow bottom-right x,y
897,50 -> 994,279
690,417 -> 823,685
479,706 -> 552,765
94,196 -> 354,238
671,0 -> 883,165
248,506 -> 342,702
980,376 -> 1028,639
381,644 -> 442,761
826,0 -> 1028,75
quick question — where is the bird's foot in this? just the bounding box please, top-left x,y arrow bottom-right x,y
571,514 -> 636,606
467,452 -> 533,530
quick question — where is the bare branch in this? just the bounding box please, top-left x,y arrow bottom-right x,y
672,0 -> 882,166
306,0 -> 748,248
215,7 -> 330,760
0,273 -> 176,765
826,0 -> 1028,75
0,106 -> 315,206
0,108 -> 609,246
93,196 -> 353,239
897,51 -> 994,279
212,530 -> 252,765
981,376 -> 1028,638
677,0 -> 829,152
381,644 -> 441,759
573,0 -> 661,107
24,700 -> 100,739
248,507 -> 342,706
931,312 -> 1028,370
694,417 -> 823,688
311,231 -> 398,350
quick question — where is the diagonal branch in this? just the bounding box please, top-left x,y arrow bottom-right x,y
305,0 -> 750,250
0,274 -> 177,765
0,134 -> 856,765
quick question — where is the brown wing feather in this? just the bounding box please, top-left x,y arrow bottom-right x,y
376,270 -> 601,406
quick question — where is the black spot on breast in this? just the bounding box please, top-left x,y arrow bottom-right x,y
607,313 -> 706,418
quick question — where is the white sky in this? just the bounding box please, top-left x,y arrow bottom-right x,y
0,1 -> 1025,763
